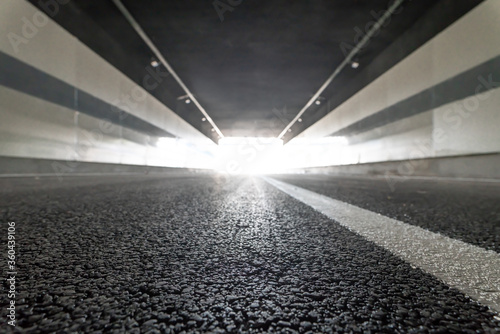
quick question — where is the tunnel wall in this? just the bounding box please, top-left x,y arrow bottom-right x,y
0,0 -> 216,175
292,0 -> 500,175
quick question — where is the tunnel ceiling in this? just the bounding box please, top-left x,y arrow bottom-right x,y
29,0 -> 483,143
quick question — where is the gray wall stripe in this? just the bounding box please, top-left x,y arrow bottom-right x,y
331,55 -> 500,137
0,51 -> 174,138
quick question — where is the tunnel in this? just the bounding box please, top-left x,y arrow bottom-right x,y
1,0 -> 500,332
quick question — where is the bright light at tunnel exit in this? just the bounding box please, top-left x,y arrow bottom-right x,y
215,136 -> 350,175
153,136 -> 349,172
216,137 -> 287,175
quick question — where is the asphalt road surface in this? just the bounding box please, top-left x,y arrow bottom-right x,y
0,173 -> 499,333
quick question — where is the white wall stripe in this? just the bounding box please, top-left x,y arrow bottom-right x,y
263,177 -> 500,313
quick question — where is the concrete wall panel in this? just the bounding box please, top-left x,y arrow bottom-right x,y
75,112 -> 123,164
294,0 -> 500,168
0,0 -> 216,170
433,87 -> 500,156
0,86 -> 76,160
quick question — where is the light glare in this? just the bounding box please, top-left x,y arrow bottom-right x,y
216,137 -> 286,175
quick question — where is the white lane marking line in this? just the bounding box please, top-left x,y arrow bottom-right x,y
263,177 -> 500,313
289,173 -> 500,184
374,174 -> 500,184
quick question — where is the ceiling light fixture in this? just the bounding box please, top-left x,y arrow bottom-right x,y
315,100 -> 321,105
298,118 -> 302,122
351,61 -> 359,69
202,117 -> 207,122
185,98 -> 191,104
150,60 -> 160,67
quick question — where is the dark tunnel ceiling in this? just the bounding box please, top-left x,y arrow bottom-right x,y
29,0 -> 483,143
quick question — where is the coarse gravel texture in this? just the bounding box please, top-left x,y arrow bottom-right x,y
274,174 -> 500,253
0,174 -> 499,333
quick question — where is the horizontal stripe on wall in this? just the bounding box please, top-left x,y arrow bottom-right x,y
0,51 -> 174,138
331,55 -> 500,137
